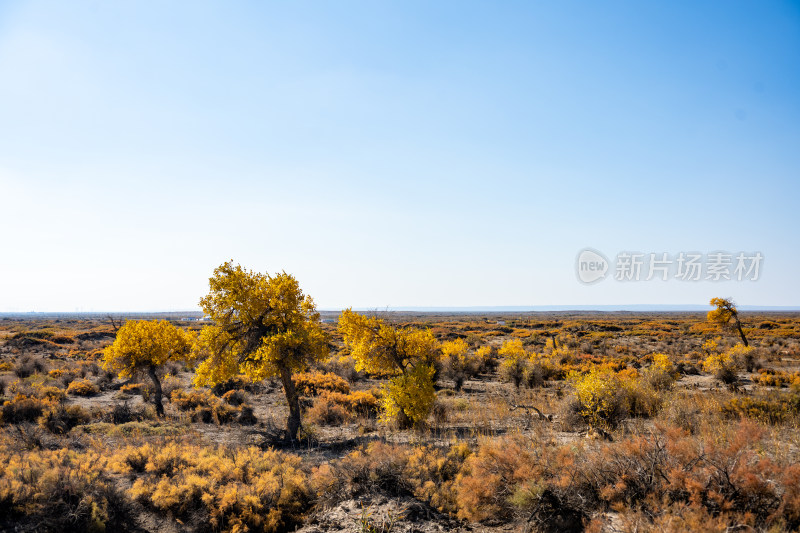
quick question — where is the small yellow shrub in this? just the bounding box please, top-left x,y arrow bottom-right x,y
405,442 -> 472,514
35,384 -> 67,403
721,389 -> 800,424
570,367 -> 625,427
703,343 -> 753,374
0,443 -> 122,531
643,353 -> 677,391
120,382 -> 146,394
171,388 -> 214,410
752,369 -> 800,388
67,378 -> 99,397
116,442 -> 312,532
570,365 -> 663,427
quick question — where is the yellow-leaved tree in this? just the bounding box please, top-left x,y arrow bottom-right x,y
440,338 -> 471,391
103,319 -> 192,416
192,261 -> 327,441
338,308 -> 439,427
708,297 -> 749,346
498,338 -> 528,389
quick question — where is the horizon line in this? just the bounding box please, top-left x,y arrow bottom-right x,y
2,304 -> 800,316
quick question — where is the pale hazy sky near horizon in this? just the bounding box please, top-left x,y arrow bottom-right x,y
1,1 -> 799,312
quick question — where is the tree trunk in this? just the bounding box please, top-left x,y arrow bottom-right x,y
280,367 -> 301,441
147,366 -> 165,417
734,317 -> 749,347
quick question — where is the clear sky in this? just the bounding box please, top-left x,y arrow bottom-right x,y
1,1 -> 798,312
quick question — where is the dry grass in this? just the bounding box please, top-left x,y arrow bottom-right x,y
1,312 -> 800,531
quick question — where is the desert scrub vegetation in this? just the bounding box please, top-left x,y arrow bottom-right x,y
66,378 -> 99,396
292,370 -> 350,396
439,338 -> 483,390
721,386 -> 800,424
752,368 -> 800,388
0,438 -> 130,531
453,421 -> 800,531
568,359 -> 670,428
2,309 -> 800,531
305,389 -> 379,425
116,442 -> 312,533
311,440 -> 472,517
170,388 -> 255,425
498,339 -> 567,390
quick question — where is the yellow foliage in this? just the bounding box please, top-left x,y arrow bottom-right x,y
702,337 -> 721,355
103,320 -> 191,379
570,367 -> 623,427
498,338 -> 526,362
381,364 -> 437,427
708,297 -> 737,326
475,345 -> 496,368
752,369 -> 800,388
293,371 -> 350,396
405,442 -> 472,515
66,378 -> 99,397
193,262 -> 328,387
0,441 -> 117,531
114,442 -> 311,532
440,338 -> 468,360
703,343 -> 753,373
651,352 -> 674,375
439,338 -> 483,388
338,308 -> 439,376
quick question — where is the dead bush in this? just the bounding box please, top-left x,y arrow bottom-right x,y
312,441 -> 412,502
306,395 -> 348,425
1,394 -> 51,424
237,405 -> 257,425
221,389 -> 247,406
106,401 -> 156,424
14,355 -> 48,379
39,404 -> 91,434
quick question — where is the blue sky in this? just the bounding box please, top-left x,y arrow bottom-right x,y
1,1 -> 798,311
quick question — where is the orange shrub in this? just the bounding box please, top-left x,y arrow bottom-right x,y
454,435 -> 542,522
116,442 -> 312,533
170,388 -> 214,410
306,390 -> 379,425
293,371 -> 350,396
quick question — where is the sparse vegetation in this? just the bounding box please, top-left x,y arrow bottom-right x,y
2,309 -> 800,531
